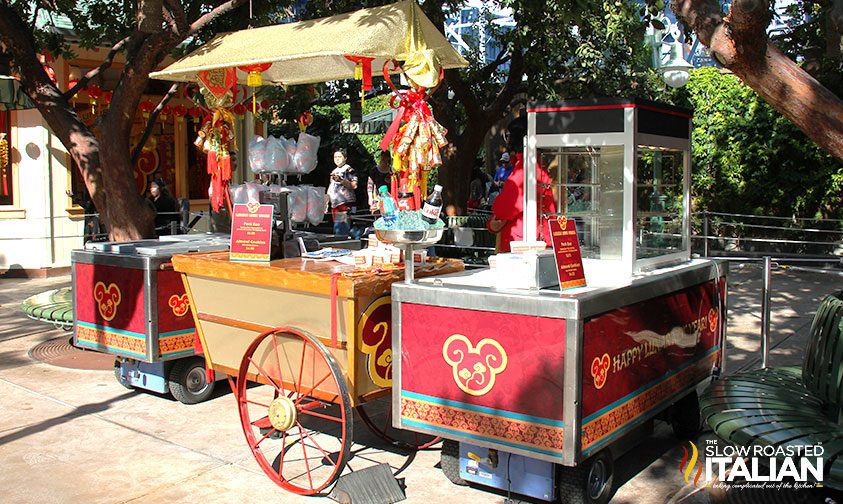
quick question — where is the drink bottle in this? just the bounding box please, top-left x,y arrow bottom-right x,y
378,186 -> 398,224
421,185 -> 443,224
397,177 -> 416,211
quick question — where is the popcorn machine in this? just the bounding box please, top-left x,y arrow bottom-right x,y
391,99 -> 728,503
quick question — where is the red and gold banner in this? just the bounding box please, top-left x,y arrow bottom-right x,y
580,280 -> 723,456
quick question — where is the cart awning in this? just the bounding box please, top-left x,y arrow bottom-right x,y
149,0 -> 468,89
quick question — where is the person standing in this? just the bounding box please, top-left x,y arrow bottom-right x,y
326,148 -> 358,236
367,151 -> 393,213
149,178 -> 178,235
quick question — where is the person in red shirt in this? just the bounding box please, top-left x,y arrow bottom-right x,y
487,150 -> 556,252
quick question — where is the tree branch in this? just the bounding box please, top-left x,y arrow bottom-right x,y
725,0 -> 772,61
188,0 -> 248,37
131,83 -> 179,165
484,47 -> 526,125
64,35 -> 131,100
163,0 -> 188,36
669,0 -> 724,47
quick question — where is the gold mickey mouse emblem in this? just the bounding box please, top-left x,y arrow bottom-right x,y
246,201 -> 260,213
168,294 -> 190,317
591,353 -> 610,390
442,334 -> 508,396
93,281 -> 122,321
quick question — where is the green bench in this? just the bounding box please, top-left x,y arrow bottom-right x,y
700,291 -> 843,489
20,287 -> 74,331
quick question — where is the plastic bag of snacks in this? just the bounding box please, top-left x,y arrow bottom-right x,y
303,185 -> 327,225
265,136 -> 291,172
281,137 -> 298,174
229,182 -> 267,205
293,133 -> 321,174
288,185 -> 308,223
248,135 -> 268,173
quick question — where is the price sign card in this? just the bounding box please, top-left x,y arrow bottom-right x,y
546,216 -> 586,290
230,203 -> 273,262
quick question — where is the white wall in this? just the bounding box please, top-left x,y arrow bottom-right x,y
0,109 -> 83,271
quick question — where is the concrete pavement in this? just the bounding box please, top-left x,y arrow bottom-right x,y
0,263 -> 841,503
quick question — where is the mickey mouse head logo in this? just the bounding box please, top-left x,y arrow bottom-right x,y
93,281 -> 121,321
557,216 -> 568,228
591,353 -> 610,390
442,334 -> 508,396
708,308 -> 718,333
246,201 -> 260,214
168,294 -> 190,317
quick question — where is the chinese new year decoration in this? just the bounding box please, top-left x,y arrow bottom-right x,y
87,84 -> 103,115
379,60 -> 448,205
344,55 -> 374,108
237,63 -> 271,113
194,68 -> 238,213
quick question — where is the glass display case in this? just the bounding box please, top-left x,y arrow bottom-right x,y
527,98 -> 691,277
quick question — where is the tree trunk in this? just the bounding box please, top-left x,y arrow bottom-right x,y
671,0 -> 843,160
438,126 -> 489,216
98,128 -> 156,240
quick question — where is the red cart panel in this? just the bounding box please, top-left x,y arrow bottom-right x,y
399,304 -> 566,458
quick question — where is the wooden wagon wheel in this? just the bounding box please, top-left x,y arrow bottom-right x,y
355,397 -> 440,450
236,327 -> 352,495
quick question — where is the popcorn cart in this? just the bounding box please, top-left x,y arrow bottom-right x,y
390,99 -> 728,503
72,236 -> 229,404
147,0 -> 469,495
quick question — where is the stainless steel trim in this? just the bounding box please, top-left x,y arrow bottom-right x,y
144,267 -> 157,364
392,293 -> 403,429
562,316 -> 583,466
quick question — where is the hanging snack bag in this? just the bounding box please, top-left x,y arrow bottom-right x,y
293,132 -> 321,174
288,185 -> 308,223
265,136 -> 291,173
248,135 -> 267,173
304,185 -> 327,225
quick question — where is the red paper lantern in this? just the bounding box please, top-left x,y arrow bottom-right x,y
260,100 -> 270,111
231,103 -> 248,116
103,91 -> 113,104
237,63 -> 272,87
160,105 -> 172,121
188,106 -> 204,119
173,104 -> 187,117
87,84 -> 104,100
139,100 -> 155,119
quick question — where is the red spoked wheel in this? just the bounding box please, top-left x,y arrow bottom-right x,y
356,395 -> 441,450
236,327 -> 351,495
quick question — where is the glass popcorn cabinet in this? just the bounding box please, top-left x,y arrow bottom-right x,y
525,98 -> 692,277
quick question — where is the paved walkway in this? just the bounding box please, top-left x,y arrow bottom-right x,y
0,263 -> 840,503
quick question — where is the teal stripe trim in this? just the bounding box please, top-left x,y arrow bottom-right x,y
403,391 -> 564,428
401,419 -> 564,459
582,345 -> 719,424
159,348 -> 195,358
77,321 -> 144,339
159,328 -> 195,338
75,340 -> 146,359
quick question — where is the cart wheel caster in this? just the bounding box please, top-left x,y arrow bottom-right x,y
440,439 -> 468,486
168,357 -> 215,404
670,390 -> 701,440
557,449 -> 614,504
114,363 -> 133,390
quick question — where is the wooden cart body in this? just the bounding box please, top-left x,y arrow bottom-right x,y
172,251 -> 463,406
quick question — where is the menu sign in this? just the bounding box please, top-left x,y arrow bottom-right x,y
546,216 -> 586,290
230,203 -> 273,262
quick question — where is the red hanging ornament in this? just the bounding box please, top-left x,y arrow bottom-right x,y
87,84 -> 103,114
238,63 -> 271,114
173,105 -> 188,122
139,100 -> 155,119
231,103 -> 248,116
160,105 -> 172,122
103,91 -> 113,105
260,100 -> 270,111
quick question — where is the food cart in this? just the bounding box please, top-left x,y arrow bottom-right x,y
147,0 -> 469,495
390,99 -> 728,503
72,236 -> 230,403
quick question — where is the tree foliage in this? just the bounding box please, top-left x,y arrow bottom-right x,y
685,67 -> 843,220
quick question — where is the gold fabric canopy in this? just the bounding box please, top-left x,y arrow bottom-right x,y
149,0 -> 468,89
